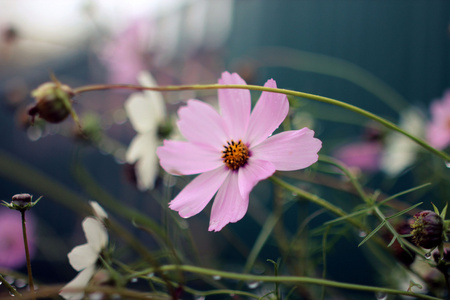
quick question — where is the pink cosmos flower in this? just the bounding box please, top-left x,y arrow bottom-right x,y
0,210 -> 36,269
426,90 -> 450,150
157,72 -> 322,231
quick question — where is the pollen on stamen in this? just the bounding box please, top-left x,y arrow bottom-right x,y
222,139 -> 249,170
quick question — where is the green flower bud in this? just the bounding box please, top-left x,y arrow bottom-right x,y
411,210 -> 444,249
28,82 -> 74,123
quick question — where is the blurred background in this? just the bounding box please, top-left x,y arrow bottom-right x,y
0,0 -> 449,299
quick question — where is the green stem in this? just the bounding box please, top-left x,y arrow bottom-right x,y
21,211 -> 35,300
269,176 -> 364,230
73,83 -> 450,162
318,155 -> 371,204
139,264 -> 441,300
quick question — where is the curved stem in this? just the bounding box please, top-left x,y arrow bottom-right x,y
73,83 -> 450,162
138,264 -> 440,300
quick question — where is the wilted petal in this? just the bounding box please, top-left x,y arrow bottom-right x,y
83,218 -> 108,254
245,79 -> 289,146
238,158 -> 276,200
251,128 -> 322,171
218,72 -> 251,140
157,140 -> 222,175
68,244 -> 98,272
209,172 -> 247,232
60,265 -> 96,300
126,133 -> 159,190
177,100 -> 228,149
169,167 -> 229,218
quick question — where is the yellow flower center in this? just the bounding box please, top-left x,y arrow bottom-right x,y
222,140 -> 249,170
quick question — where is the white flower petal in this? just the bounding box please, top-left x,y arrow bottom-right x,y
82,218 -> 108,253
89,201 -> 108,220
68,244 -> 98,272
60,265 -> 96,300
138,71 -> 166,121
124,71 -> 166,134
126,133 -> 159,190
381,107 -> 425,176
125,93 -> 160,133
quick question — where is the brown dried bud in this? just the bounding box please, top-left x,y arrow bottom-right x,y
28,82 -> 74,123
411,210 -> 444,249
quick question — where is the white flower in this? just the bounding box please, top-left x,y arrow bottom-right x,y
89,201 -> 108,221
380,107 -> 425,176
60,217 -> 108,300
125,71 -> 166,190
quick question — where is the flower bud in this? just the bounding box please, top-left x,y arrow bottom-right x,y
2,193 -> 42,212
11,193 -> 32,207
411,210 -> 444,249
28,82 -> 74,123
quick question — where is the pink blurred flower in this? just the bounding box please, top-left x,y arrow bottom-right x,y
157,72 -> 322,231
0,210 -> 36,269
334,141 -> 382,172
101,20 -> 152,84
426,90 -> 450,150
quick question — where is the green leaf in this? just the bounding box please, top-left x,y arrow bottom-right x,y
378,183 -> 431,207
324,208 -> 372,225
440,203 -> 448,218
387,236 -> 397,248
358,220 -> 386,247
385,202 -> 423,220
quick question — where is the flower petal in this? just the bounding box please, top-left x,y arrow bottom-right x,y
126,133 -> 159,190
67,243 -> 98,271
177,99 -> 228,149
89,201 -> 108,220
169,167 -> 229,218
138,71 -> 166,122
83,217 -> 108,253
218,72 -> 251,140
251,128 -> 322,171
157,140 -> 223,175
238,158 -> 276,200
209,172 -> 248,232
125,93 -> 160,133
245,79 -> 289,146
60,265 -> 96,300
